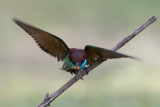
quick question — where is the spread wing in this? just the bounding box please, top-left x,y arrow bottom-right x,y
85,45 -> 135,65
14,19 -> 69,61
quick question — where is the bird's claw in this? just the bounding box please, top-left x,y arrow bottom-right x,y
84,67 -> 88,75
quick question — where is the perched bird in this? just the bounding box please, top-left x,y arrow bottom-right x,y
14,19 -> 135,75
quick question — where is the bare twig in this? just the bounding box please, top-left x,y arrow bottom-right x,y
38,16 -> 157,107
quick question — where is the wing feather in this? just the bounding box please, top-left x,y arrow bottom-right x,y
14,19 -> 69,61
85,45 -> 135,65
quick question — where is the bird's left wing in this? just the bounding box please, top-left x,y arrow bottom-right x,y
14,19 -> 70,61
85,45 -> 135,65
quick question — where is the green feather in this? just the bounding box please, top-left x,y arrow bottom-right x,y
62,54 -> 73,70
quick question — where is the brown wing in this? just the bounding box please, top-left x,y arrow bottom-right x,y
85,45 -> 135,65
14,18 -> 69,61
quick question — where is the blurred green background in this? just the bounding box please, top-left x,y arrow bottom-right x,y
0,0 -> 160,107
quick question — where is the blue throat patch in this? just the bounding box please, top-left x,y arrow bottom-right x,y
70,62 -> 74,67
81,60 -> 87,70
70,60 -> 87,70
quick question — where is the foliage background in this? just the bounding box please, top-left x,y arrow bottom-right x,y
0,0 -> 160,107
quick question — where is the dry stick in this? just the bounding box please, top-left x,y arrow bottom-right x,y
38,16 -> 157,107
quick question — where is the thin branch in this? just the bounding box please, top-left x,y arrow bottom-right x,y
38,16 -> 157,107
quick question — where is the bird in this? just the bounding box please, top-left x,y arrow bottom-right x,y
13,19 -> 135,75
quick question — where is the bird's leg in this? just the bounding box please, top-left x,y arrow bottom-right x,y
67,69 -> 75,75
84,67 -> 88,75
70,71 -> 73,74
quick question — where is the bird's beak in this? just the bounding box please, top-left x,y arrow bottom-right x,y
76,62 -> 80,70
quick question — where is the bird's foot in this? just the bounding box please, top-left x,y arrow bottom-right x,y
84,67 -> 88,75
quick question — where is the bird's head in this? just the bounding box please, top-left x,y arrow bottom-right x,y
69,49 -> 87,70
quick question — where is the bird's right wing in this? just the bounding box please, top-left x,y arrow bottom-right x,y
85,45 -> 136,65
